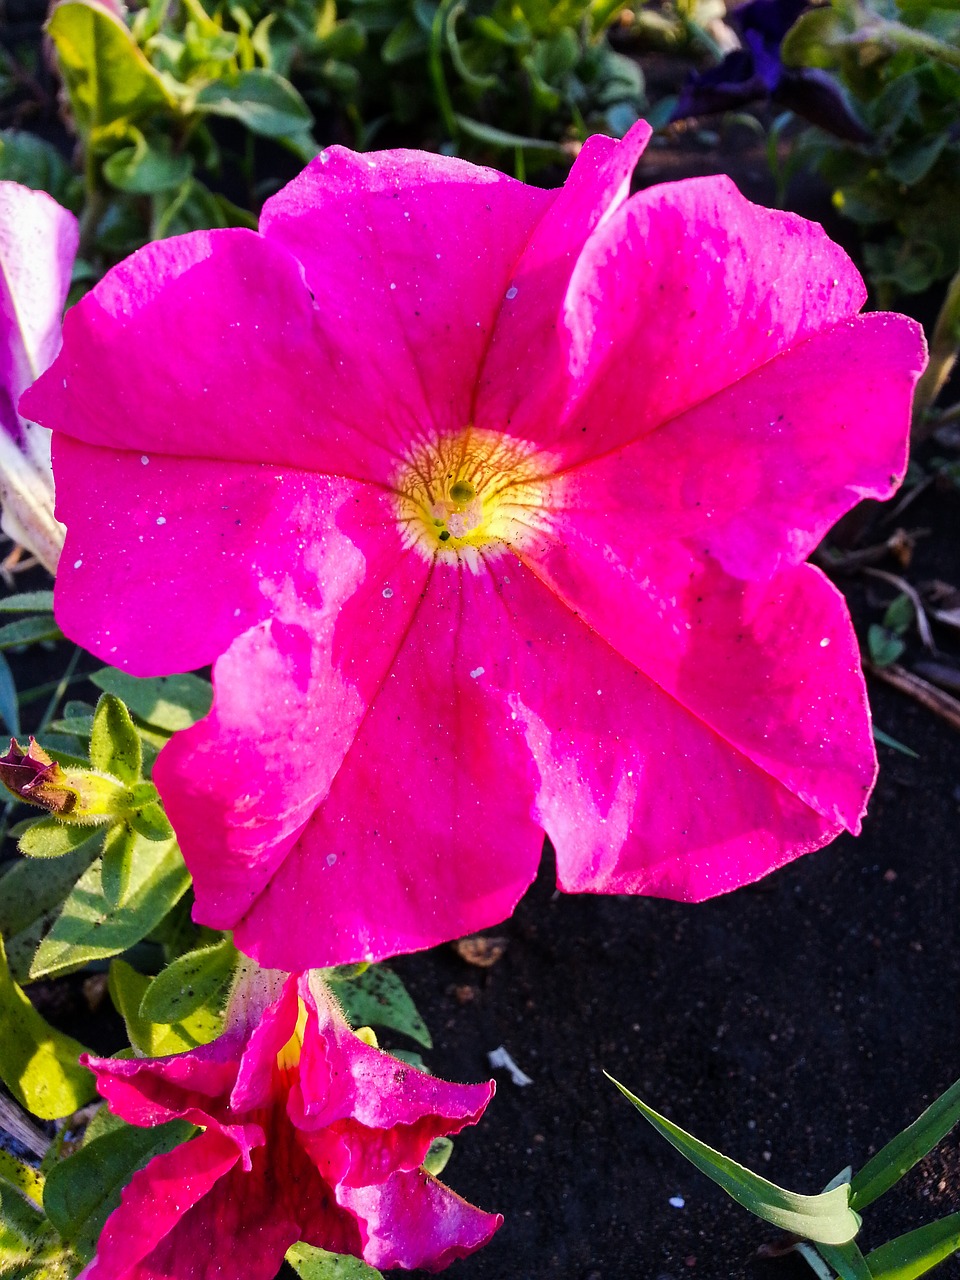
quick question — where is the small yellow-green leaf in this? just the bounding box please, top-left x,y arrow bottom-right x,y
109,960 -> 222,1055
18,819 -> 104,861
100,823 -> 138,906
47,0 -> 176,134
0,935 -> 95,1120
286,1243 -> 383,1278
607,1075 -> 861,1246
0,1149 -> 44,1209
325,964 -> 432,1049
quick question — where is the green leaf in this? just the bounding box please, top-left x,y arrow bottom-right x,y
851,1076 -> 960,1210
46,0 -> 176,135
868,624 -> 906,667
89,694 -> 141,784
0,1180 -> 67,1274
102,136 -> 193,193
0,836 -> 104,981
44,1119 -> 194,1263
0,934 -> 95,1120
108,959 -> 223,1055
873,725 -> 919,758
286,1243 -> 382,1278
0,616 -> 63,648
137,936 -> 236,1024
0,132 -> 79,210
607,1075 -> 862,1246
18,820 -> 104,860
100,823 -> 139,906
194,69 -> 314,138
90,669 -> 212,734
453,115 -> 567,155
423,1136 -> 453,1177
817,1239 -> 875,1280
0,1150 -> 44,1209
325,965 -> 432,1049
0,650 -> 20,737
0,592 -> 55,614
29,835 -> 190,979
865,1212 -> 960,1278
883,593 -> 916,635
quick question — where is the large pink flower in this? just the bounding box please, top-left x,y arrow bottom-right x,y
0,181 -> 76,573
80,969 -> 499,1277
24,124 -> 926,968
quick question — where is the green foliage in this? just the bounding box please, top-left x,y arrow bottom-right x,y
611,1072 -> 960,1278
781,0 -> 960,298
325,963 -> 433,1048
137,936 -> 237,1024
0,935 -> 96,1120
108,958 -> 224,1054
286,1242 -> 383,1278
44,1119 -> 195,1263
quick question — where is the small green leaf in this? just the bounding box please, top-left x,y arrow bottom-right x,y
138,937 -> 236,1023
102,136 -> 193,193
423,1136 -> 453,1177
454,114 -> 567,155
851,1076 -> 960,1210
868,624 -> 906,667
194,69 -> 314,139
90,669 -> 212,733
0,935 -> 95,1120
607,1075 -> 861,1245
44,1119 -> 195,1263
873,726 -> 919,758
89,694 -> 142,784
0,592 -> 55,614
29,836 -> 190,979
865,1211 -> 960,1278
286,1243 -> 383,1278
18,819 -> 104,861
108,959 -> 223,1055
46,0 -> 176,135
325,965 -> 432,1049
0,616 -> 63,648
883,594 -> 916,636
100,823 -> 138,906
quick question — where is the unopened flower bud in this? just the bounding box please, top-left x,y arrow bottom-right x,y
0,737 -> 128,823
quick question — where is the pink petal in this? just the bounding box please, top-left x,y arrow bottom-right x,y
293,978 -> 494,1184
477,120 -> 650,440
260,146 -> 555,451
340,1168 -> 502,1273
0,181 -> 77,417
82,1128 -> 241,1280
548,311 -> 926,580
154,509 -> 432,933
498,173 -> 869,465
51,444 -> 381,675
229,973 -> 300,1114
229,563 -> 545,968
486,560 -> 851,898
24,228 -> 400,482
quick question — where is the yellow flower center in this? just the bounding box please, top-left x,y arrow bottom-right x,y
276,997 -> 309,1072
394,429 -> 556,567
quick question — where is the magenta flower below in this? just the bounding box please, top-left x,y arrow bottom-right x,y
0,181 -> 76,573
24,123 -> 926,969
79,968 -> 499,1277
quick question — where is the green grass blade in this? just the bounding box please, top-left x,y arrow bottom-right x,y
851,1078 -> 960,1210
607,1075 -> 861,1245
866,1213 -> 960,1279
817,1240 -> 874,1280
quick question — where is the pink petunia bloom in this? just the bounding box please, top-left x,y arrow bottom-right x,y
79,968 -> 500,1277
24,124 -> 926,968
0,181 -> 76,574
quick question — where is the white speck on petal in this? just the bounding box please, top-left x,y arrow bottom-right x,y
820,637 -> 830,647
389,282 -> 396,291
470,666 -> 485,679
382,586 -> 394,599
234,608 -> 241,617
73,559 -> 82,569
505,286 -> 518,300
326,853 -> 337,867
141,455 -> 150,466
156,516 -> 166,526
